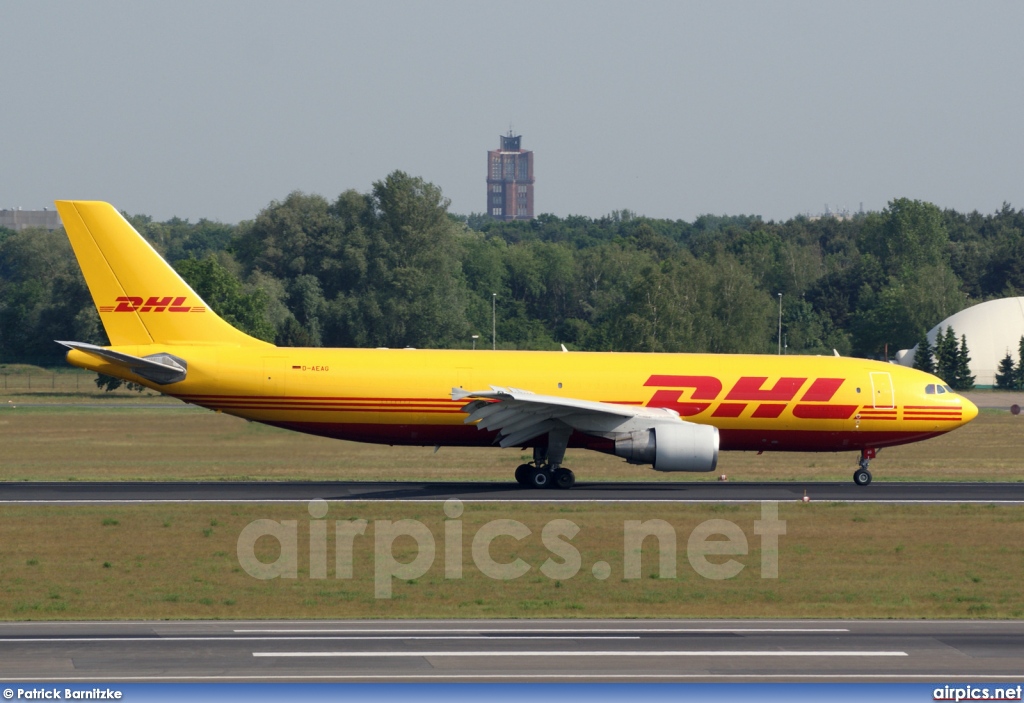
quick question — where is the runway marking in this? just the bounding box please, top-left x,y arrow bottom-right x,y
235,628 -> 850,634
253,650 -> 908,658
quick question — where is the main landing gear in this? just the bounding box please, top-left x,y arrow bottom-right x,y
515,463 -> 576,489
514,430 -> 576,489
853,447 -> 876,486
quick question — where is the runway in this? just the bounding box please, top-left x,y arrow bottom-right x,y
1,480 -> 1024,503
0,619 -> 1021,682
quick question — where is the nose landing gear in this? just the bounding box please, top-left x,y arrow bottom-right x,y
853,447 -> 876,486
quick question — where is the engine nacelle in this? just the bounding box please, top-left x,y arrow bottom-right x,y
614,423 -> 719,472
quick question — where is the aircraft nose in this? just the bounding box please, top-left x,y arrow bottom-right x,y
960,396 -> 979,424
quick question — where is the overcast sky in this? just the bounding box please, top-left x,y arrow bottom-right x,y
2,1 -> 1022,223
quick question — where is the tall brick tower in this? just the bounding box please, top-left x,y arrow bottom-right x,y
486,131 -> 534,220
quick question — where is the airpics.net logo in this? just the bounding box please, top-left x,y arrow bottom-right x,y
236,500 -> 787,599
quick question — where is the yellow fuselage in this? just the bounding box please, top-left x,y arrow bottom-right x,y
68,346 -> 977,455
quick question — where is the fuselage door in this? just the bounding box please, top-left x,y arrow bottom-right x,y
262,356 -> 289,398
869,372 -> 894,409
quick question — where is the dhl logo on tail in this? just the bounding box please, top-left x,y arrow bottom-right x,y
99,296 -> 207,313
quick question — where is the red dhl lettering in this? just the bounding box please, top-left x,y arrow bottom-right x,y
112,296 -> 142,312
725,376 -> 806,401
139,296 -> 172,312
711,403 -> 746,418
644,374 -> 852,420
643,375 -> 722,417
800,378 -> 845,402
104,296 -> 203,313
751,403 -> 786,419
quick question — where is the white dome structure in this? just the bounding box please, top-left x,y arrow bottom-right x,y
896,297 -> 1024,387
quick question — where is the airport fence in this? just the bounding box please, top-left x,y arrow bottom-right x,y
0,367 -> 147,397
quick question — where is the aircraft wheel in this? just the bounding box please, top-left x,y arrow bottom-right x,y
514,464 -> 532,486
530,467 -> 552,489
553,468 -> 575,490
853,468 -> 872,486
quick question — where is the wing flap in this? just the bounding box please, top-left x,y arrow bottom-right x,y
499,419 -> 560,448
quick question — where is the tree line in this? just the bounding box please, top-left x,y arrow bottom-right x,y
911,327 -> 975,391
2,171 -> 1024,384
995,336 -> 1024,390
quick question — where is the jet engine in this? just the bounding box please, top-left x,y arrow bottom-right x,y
613,422 -> 719,472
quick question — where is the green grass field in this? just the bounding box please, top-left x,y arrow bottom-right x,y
1,502 -> 1022,621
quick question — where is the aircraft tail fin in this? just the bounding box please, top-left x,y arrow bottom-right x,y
55,200 -> 271,348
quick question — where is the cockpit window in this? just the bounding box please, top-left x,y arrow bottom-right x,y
925,384 -> 936,394
942,385 -> 954,393
936,385 -> 946,394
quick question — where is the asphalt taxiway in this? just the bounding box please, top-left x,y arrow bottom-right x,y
1,480 -> 1023,503
0,619 -> 1021,682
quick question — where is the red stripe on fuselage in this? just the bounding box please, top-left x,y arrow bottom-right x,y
792,404 -> 858,419
178,393 -> 463,403
208,404 -> 463,414
253,419 -> 949,454
198,400 -> 460,409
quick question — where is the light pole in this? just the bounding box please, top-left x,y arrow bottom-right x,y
471,334 -> 479,350
492,293 -> 496,351
777,293 -> 783,355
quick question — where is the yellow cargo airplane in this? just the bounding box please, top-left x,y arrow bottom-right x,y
54,200 -> 978,489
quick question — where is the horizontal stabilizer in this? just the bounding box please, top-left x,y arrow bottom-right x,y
56,341 -> 187,385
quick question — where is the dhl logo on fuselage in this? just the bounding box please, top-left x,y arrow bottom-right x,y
644,375 -> 858,420
99,296 -> 206,313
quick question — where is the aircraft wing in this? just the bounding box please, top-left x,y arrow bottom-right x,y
452,386 -> 682,447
